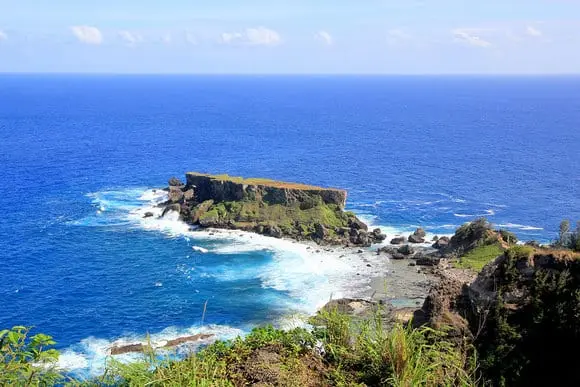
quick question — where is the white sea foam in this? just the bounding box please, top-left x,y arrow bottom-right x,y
192,246 -> 209,253
498,223 -> 543,231
58,324 -> 244,377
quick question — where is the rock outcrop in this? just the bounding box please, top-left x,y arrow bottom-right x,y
416,246 -> 580,386
159,173 -> 386,247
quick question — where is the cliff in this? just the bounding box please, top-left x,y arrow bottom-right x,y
160,173 -> 385,246
419,246 -> 580,386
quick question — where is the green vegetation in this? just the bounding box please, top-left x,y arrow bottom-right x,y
0,326 -> 63,386
557,219 -> 580,252
471,248 -> 580,386
198,200 -> 353,238
3,309 -> 479,387
454,244 -> 505,271
498,229 -> 517,245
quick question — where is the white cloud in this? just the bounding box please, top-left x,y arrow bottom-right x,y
118,30 -> 143,45
452,29 -> 491,48
221,27 -> 281,46
70,25 -> 103,45
526,26 -> 543,37
315,30 -> 333,45
0,30 -> 7,41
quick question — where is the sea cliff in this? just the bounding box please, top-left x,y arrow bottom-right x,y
159,173 -> 386,246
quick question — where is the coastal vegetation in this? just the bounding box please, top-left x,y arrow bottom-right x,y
3,216 -> 580,386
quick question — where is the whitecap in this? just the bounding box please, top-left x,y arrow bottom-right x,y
192,246 -> 209,253
498,223 -> 543,231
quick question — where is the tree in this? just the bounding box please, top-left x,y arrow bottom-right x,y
559,220 -> 571,246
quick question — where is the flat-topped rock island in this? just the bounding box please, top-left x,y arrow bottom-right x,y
158,172 -> 386,246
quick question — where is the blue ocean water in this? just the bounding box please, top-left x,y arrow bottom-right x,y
1,75 -> 579,374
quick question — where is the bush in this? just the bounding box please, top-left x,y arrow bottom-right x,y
0,326 -> 63,386
498,229 -> 518,245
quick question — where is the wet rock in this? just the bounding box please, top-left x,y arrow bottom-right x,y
110,343 -> 146,356
432,236 -> 450,249
391,236 -> 406,245
392,253 -> 406,260
348,218 -> 368,231
378,246 -> 397,255
168,177 -> 185,187
183,189 -> 194,201
143,212 -> 154,218
372,228 -> 387,242
398,244 -> 415,255
408,234 -> 425,244
168,186 -> 184,203
161,203 -> 181,217
416,256 -> 441,266
163,334 -> 214,348
314,223 -> 328,240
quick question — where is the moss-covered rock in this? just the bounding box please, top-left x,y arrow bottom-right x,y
161,172 -> 386,246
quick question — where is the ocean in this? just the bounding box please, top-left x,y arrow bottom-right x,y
1,75 -> 579,376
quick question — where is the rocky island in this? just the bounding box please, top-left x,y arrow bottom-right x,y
158,172 -> 386,246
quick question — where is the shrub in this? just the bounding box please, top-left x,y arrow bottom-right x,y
498,229 -> 518,245
0,326 -> 63,386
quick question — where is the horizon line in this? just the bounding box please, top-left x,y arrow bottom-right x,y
1,71 -> 580,77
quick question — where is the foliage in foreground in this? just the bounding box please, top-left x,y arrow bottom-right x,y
0,326 -> 62,386
2,311 -> 479,387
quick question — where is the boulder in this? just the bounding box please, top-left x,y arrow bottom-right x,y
372,228 -> 387,242
432,236 -> 450,249
391,236 -> 406,245
398,244 -> 415,255
183,189 -> 194,201
191,200 -> 214,224
143,212 -> 154,218
377,246 -> 397,255
416,256 -> 441,266
349,218 -> 368,231
168,186 -> 184,203
432,235 -> 439,241
392,253 -> 406,260
161,204 -> 181,217
408,234 -> 425,244
413,227 -> 426,238
168,177 -> 185,187
265,225 -> 282,238
314,223 -> 328,240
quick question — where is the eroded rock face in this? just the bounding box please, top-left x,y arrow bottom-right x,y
185,173 -> 347,209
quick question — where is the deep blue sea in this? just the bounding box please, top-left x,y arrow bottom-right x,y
1,75 -> 579,375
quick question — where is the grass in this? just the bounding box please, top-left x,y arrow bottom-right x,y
186,172 -> 341,191
199,201 -> 352,232
454,244 -> 505,271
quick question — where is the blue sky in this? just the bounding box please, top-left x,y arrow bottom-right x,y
0,1 -> 579,74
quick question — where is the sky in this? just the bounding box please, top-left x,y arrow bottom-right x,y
0,0 -> 579,74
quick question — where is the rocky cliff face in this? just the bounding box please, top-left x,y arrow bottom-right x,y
419,247 -> 580,386
185,173 -> 347,209
159,173 -> 385,247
